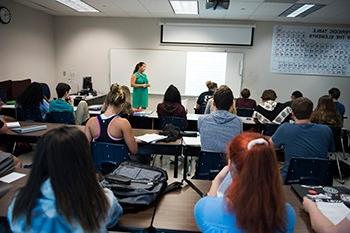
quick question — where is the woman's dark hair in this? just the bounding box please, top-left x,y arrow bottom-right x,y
105,83 -> 126,108
12,127 -> 109,232
240,88 -> 250,99
163,84 -> 181,104
16,82 -> 43,108
133,62 -> 145,74
40,83 -> 51,100
56,83 -> 71,98
226,132 -> 286,233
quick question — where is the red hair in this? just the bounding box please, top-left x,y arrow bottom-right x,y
225,132 -> 286,233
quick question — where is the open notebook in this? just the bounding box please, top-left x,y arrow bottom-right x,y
135,133 -> 167,143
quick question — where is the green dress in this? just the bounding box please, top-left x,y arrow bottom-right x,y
132,72 -> 149,108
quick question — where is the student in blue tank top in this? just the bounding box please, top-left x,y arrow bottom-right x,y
85,83 -> 138,155
194,132 -> 296,233
8,127 -> 122,233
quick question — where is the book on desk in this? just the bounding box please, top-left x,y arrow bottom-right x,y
6,122 -> 48,134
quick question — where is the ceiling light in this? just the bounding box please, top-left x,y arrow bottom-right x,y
169,0 -> 198,15
279,3 -> 325,18
287,4 -> 314,17
56,0 -> 99,12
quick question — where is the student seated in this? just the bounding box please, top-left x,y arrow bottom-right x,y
310,95 -> 342,128
0,119 -> 22,168
284,90 -> 303,107
303,197 -> 350,233
16,82 -> 46,122
194,132 -> 296,233
195,81 -> 217,114
49,82 -> 89,125
328,87 -> 345,118
49,82 -> 74,113
235,88 -> 256,109
198,85 -> 242,153
270,97 -> 335,179
85,83 -> 137,155
8,126 -> 123,232
252,89 -> 292,124
157,84 -> 187,119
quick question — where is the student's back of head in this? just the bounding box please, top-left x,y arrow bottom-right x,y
11,127 -> 109,232
105,83 -> 126,108
291,97 -> 313,120
291,90 -> 303,99
226,132 -> 286,233
206,81 -> 217,91
213,85 -> 234,111
17,82 -> 43,108
56,83 -> 71,99
261,89 -> 277,101
240,88 -> 251,99
328,87 -> 341,100
163,84 -> 181,104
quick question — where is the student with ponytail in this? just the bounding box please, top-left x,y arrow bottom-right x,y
85,83 -> 137,154
194,132 -> 296,233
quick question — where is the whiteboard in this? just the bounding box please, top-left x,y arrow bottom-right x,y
110,49 -> 243,97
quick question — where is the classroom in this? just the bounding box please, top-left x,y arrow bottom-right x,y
1,0 -> 350,232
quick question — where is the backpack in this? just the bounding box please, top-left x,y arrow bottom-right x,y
159,123 -> 181,142
101,161 -> 168,213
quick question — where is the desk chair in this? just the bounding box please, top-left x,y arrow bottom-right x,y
285,157 -> 333,186
91,142 -> 130,174
45,111 -> 75,125
236,108 -> 254,117
159,116 -> 188,131
194,151 -> 226,180
328,126 -> 348,184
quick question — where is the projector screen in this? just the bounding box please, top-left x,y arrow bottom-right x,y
110,49 -> 244,97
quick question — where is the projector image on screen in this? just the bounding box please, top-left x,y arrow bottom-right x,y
206,0 -> 230,10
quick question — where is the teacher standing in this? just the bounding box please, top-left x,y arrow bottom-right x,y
130,62 -> 150,109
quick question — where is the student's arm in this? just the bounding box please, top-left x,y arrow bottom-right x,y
207,166 -> 229,196
103,187 -> 123,228
130,75 -> 147,88
120,119 -> 138,154
303,197 -> 350,233
84,119 -> 94,143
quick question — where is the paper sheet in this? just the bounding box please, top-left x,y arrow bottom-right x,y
0,172 -> 26,183
183,136 -> 201,146
135,133 -> 167,143
316,202 -> 350,225
6,122 -> 20,128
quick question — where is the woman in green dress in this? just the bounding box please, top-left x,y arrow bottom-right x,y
130,62 -> 150,109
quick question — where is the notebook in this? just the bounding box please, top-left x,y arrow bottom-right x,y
11,125 -> 48,134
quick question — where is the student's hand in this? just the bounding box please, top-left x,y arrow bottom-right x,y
303,196 -> 317,213
215,166 -> 230,183
207,166 -> 230,196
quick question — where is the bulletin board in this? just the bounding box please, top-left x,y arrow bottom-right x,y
271,25 -> 350,77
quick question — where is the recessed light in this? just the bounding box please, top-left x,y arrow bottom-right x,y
169,0 -> 198,15
56,0 -> 99,12
279,3 -> 325,18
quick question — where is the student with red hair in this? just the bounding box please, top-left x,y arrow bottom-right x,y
194,132 -> 296,233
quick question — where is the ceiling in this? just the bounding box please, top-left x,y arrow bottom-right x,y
13,0 -> 350,24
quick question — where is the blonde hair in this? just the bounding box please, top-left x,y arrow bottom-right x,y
104,83 -> 125,108
120,85 -> 131,103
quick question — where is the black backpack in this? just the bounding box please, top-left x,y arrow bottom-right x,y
101,161 -> 168,213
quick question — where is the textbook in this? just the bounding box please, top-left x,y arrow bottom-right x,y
135,133 -> 167,143
11,125 -> 48,134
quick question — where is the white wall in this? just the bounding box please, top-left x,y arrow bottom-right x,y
54,17 -> 350,127
0,0 -> 56,90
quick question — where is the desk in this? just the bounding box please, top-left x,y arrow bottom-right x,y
0,168 -> 29,217
133,128 -> 183,178
153,181 -> 313,233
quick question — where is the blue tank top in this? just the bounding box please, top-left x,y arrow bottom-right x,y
94,114 -> 125,144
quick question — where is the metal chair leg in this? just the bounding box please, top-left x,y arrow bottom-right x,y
335,153 -> 345,184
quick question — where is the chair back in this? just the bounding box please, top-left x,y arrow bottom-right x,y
159,116 -> 188,131
261,123 -> 280,136
285,157 -> 333,186
91,142 -> 130,174
16,105 -> 43,122
45,111 -> 75,125
236,108 -> 254,117
194,151 -> 226,180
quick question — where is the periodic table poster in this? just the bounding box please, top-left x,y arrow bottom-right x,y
271,25 -> 350,77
